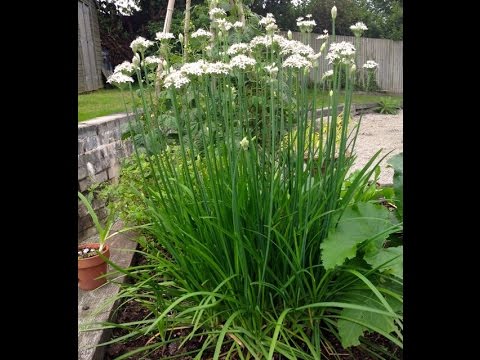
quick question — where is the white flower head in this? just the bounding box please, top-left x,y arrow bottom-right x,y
279,39 -> 315,57
155,32 -> 175,41
264,63 -> 279,77
363,60 -> 379,69
296,17 -> 304,22
180,60 -> 208,76
350,22 -> 368,36
317,31 -> 329,40
215,18 -> 233,32
306,14 -> 312,18
266,23 -> 278,33
233,21 -> 244,29
130,36 -> 154,54
229,55 -> 256,69
164,70 -> 190,89
322,69 -> 333,80
297,19 -> 316,33
209,7 -> 226,19
240,137 -> 249,150
259,13 -> 276,27
132,53 -> 141,68
191,29 -> 213,38
107,73 -> 134,88
283,54 -> 313,69
143,56 -> 161,66
204,61 -> 231,75
331,6 -> 337,19
326,41 -> 356,65
227,43 -> 250,56
114,61 -> 135,75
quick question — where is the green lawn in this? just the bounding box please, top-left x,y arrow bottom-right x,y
78,87 -> 134,122
78,86 -> 402,122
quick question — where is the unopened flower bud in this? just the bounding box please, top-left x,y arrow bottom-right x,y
331,6 -> 337,19
288,30 -> 292,40
350,64 -> 356,74
320,42 -> 326,52
329,90 -> 333,97
178,33 -> 184,43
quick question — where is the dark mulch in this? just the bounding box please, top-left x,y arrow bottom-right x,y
105,251 -> 402,360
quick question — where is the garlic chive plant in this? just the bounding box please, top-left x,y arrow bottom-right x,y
103,4 -> 403,358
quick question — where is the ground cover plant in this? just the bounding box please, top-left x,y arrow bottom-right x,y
92,2 -> 403,358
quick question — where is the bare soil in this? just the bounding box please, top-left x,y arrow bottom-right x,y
349,110 -> 403,185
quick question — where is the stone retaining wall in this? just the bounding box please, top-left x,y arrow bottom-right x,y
78,113 -> 133,241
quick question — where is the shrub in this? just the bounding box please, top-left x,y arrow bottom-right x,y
375,97 -> 401,114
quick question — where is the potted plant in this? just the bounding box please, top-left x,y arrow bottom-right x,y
77,191 -> 115,291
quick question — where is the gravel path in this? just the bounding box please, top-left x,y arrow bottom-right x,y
349,110 -> 403,185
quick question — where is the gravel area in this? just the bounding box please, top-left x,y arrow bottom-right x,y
349,110 -> 403,185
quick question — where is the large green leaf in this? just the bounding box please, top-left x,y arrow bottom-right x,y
387,153 -> 403,219
365,246 -> 403,279
337,290 -> 401,348
321,203 -> 395,270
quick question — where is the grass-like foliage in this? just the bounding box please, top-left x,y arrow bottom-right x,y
97,3 -> 403,359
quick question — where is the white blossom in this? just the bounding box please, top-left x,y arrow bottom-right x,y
331,6 -> 337,19
259,13 -> 276,27
191,29 -> 213,38
130,36 -> 154,54
114,61 -> 135,75
283,54 -> 312,69
164,70 -> 190,89
204,61 -> 231,75
143,56 -> 162,66
279,39 -> 315,57
326,41 -> 356,65
317,30 -> 329,40
155,32 -> 175,41
296,17 -> 304,22
297,19 -> 316,33
266,23 -> 278,33
322,69 -> 333,80
227,43 -> 250,56
215,18 -> 233,32
306,14 -> 312,18
233,21 -> 244,28
240,137 -> 249,150
350,22 -> 368,36
209,7 -> 226,19
180,60 -> 208,76
363,60 -> 379,69
107,72 -> 134,87
229,55 -> 256,69
264,63 -> 278,77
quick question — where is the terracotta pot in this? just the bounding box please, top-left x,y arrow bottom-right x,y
78,243 -> 110,291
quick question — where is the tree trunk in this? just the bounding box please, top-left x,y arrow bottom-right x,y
183,0 -> 192,62
155,0 -> 176,96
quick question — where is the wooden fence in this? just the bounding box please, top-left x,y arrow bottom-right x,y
282,32 -> 403,93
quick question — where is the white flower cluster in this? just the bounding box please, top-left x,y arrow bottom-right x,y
180,60 -> 208,76
266,23 -> 278,33
130,36 -> 154,54
326,41 -> 356,65
283,54 -> 312,69
227,43 -> 250,56
363,60 -> 379,69
350,21 -> 368,36
143,56 -> 162,66
164,70 -> 190,89
229,55 -> 256,69
215,18 -> 233,32
155,32 -> 175,41
209,7 -> 226,19
114,61 -> 135,75
259,13 -> 276,27
264,63 -> 278,77
322,69 -> 333,80
280,39 -> 315,57
317,29 -> 329,40
233,21 -> 244,29
107,72 -> 134,86
191,29 -> 213,38
249,35 -> 275,48
297,18 -> 316,33
204,61 -> 231,75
